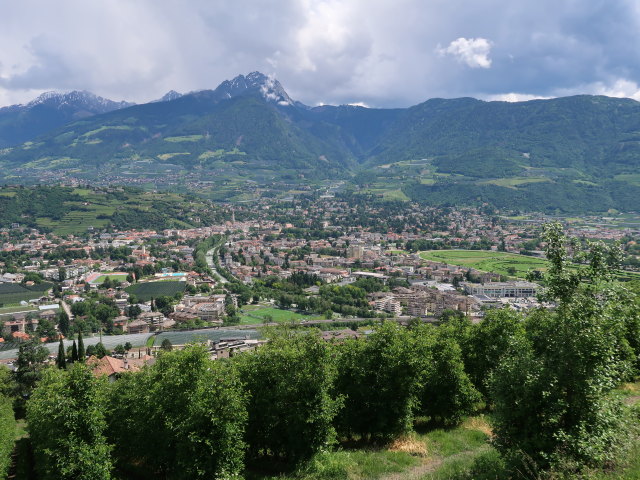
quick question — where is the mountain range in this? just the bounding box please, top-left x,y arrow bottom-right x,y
1,72 -> 639,213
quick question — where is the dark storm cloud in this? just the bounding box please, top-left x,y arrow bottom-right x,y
1,0 -> 640,107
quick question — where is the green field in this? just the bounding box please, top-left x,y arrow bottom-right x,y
91,274 -> 129,285
420,250 -> 547,278
125,281 -> 186,301
420,249 -> 640,282
239,306 -> 322,325
0,282 -> 53,306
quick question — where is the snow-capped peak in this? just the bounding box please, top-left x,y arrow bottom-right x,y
25,90 -> 133,112
214,72 -> 294,105
154,90 -> 182,103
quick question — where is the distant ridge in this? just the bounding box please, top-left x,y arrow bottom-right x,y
1,73 -> 639,213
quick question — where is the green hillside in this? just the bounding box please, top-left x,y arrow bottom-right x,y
3,85 -> 640,213
0,186 -> 223,235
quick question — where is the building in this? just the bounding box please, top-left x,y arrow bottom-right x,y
462,281 -> 538,298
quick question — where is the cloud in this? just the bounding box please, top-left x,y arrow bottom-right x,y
1,1 -> 640,108
439,37 -> 493,68
486,93 -> 552,102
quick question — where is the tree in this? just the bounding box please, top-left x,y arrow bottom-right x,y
57,311 -> 70,336
56,338 -> 66,369
160,339 -> 173,352
335,322 -> 421,441
77,332 -> 85,361
27,364 -> 113,479
415,328 -> 480,425
124,342 -> 132,352
95,343 -> 108,359
106,345 -> 247,478
71,341 -> 78,362
14,338 -> 48,409
490,223 -> 630,471
113,344 -> 125,356
235,329 -> 340,464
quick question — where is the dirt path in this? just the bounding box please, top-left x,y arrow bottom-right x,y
380,446 -> 490,480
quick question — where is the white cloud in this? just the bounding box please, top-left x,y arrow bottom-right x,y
439,37 -> 493,68
486,92 -> 552,102
594,79 -> 640,101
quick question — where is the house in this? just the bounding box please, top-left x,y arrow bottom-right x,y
126,319 -> 150,334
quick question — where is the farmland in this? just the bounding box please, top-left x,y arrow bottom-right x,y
0,283 -> 52,306
419,250 -> 547,279
125,281 -> 186,302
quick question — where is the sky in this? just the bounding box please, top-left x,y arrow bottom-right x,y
1,0 -> 640,108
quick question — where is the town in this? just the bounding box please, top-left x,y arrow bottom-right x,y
1,189 -> 638,367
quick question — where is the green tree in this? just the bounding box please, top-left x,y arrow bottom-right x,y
490,223 -> 630,471
106,345 -> 247,478
0,394 -> 15,479
57,310 -> 70,336
334,322 -> 420,441
77,332 -> 85,361
71,340 -> 79,362
415,328 -> 480,425
95,343 -> 108,359
124,342 -> 132,352
235,328 -> 340,464
27,364 -> 113,479
466,308 -> 526,397
113,344 -> 125,356
56,337 -> 66,369
160,339 -> 173,351
14,339 -> 48,411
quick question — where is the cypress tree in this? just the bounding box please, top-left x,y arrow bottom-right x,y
56,337 -> 66,369
77,332 -> 85,362
71,341 -> 78,362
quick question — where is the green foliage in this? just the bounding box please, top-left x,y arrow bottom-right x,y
414,326 -> 481,425
490,223 -> 631,471
77,332 -> 85,361
106,345 -> 247,479
465,308 -> 526,396
0,393 -> 15,479
27,364 -> 113,479
235,329 -> 340,465
334,322 -> 420,441
160,338 -> 173,351
57,337 -> 66,369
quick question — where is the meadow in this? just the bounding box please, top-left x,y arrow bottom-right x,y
239,306 -> 323,325
419,249 -> 547,279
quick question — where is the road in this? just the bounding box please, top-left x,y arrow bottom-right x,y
206,248 -> 228,284
0,332 -> 153,360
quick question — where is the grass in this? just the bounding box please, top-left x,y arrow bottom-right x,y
481,177 -> 550,188
91,274 -> 129,284
419,250 -> 547,279
164,135 -> 204,142
239,307 -> 322,325
247,416 -> 493,480
125,281 -> 186,302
